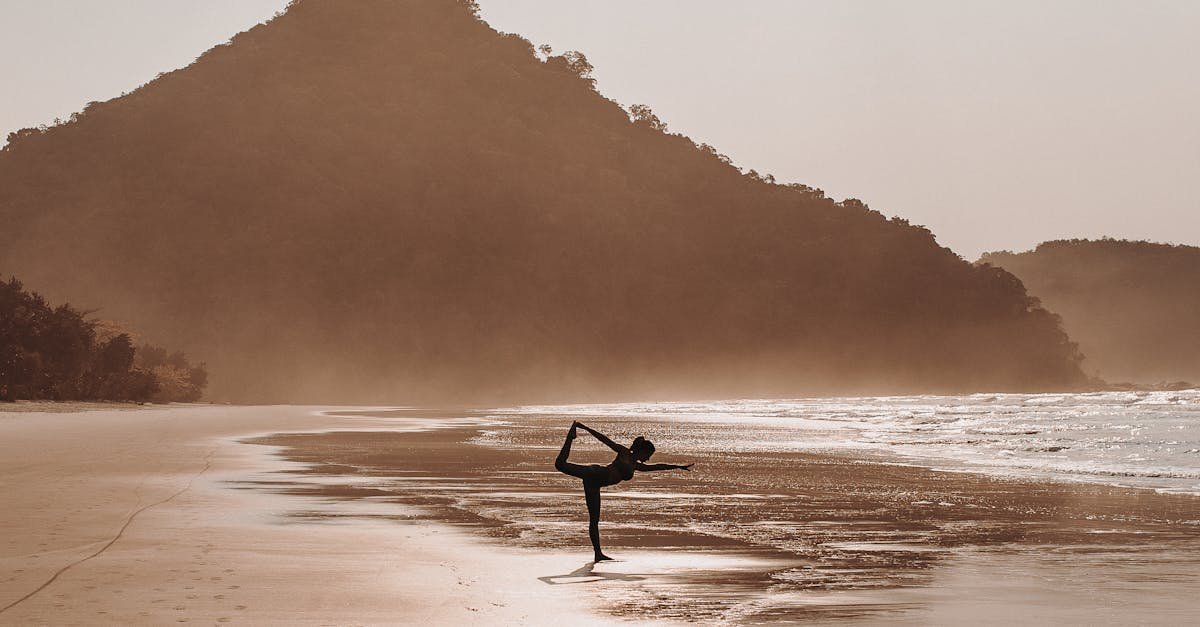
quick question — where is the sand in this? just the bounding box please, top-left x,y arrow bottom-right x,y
0,405 -> 606,625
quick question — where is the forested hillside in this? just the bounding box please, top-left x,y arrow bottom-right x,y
982,240 -> 1200,385
0,0 -> 1085,402
1,276 -> 207,403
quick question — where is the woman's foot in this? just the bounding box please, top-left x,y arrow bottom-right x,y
593,553 -> 615,562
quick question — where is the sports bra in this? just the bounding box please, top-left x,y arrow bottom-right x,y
607,452 -> 635,483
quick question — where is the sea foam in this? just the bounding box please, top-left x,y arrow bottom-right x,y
497,390 -> 1200,495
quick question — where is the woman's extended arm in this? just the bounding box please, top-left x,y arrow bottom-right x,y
573,421 -> 628,455
634,462 -> 694,472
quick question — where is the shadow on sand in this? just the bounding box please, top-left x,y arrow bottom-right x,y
538,562 -> 648,585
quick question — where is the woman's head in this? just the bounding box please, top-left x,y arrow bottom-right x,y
631,436 -> 655,461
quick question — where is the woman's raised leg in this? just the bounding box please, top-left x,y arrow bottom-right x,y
555,422 -> 581,476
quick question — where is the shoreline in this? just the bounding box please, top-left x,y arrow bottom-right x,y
0,405 -> 605,625
0,400 -> 156,414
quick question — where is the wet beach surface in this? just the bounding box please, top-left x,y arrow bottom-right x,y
247,409 -> 1200,623
0,406 -> 606,625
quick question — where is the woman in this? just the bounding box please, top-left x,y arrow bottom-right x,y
554,420 -> 694,561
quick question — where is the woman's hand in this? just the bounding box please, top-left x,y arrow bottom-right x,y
573,423 -> 626,455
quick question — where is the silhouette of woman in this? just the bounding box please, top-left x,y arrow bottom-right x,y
554,421 -> 694,561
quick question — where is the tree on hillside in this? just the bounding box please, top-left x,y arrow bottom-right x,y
628,104 -> 668,132
136,343 -> 208,403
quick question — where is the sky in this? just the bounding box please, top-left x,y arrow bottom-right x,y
1,0 -> 1196,259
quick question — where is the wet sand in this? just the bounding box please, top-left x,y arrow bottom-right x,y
0,406 -> 602,625
253,409 -> 1200,624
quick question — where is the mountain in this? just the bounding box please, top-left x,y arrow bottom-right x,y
982,239 -> 1200,385
0,0 -> 1085,403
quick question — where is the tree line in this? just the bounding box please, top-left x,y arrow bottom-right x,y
0,275 -> 207,403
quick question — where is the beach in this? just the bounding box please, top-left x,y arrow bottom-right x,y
3,402 -> 1199,624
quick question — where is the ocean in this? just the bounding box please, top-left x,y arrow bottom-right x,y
498,389 -> 1200,496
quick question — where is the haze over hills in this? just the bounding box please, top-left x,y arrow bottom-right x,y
0,0 -> 1086,403
982,240 -> 1200,386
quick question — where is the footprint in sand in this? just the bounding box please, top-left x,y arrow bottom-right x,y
235,605 -> 247,611
217,618 -> 231,623
213,594 -> 225,600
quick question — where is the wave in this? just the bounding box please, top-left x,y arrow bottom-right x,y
494,390 -> 1200,495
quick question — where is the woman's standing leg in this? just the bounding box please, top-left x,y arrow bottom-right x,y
585,481 -> 612,561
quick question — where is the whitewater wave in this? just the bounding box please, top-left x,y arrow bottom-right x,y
494,389 -> 1200,495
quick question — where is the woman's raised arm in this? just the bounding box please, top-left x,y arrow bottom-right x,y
574,421 -> 628,455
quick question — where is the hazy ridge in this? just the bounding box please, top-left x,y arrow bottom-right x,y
983,239 -> 1200,385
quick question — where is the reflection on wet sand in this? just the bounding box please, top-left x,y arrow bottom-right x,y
245,410 -> 1200,623
539,562 -> 648,585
